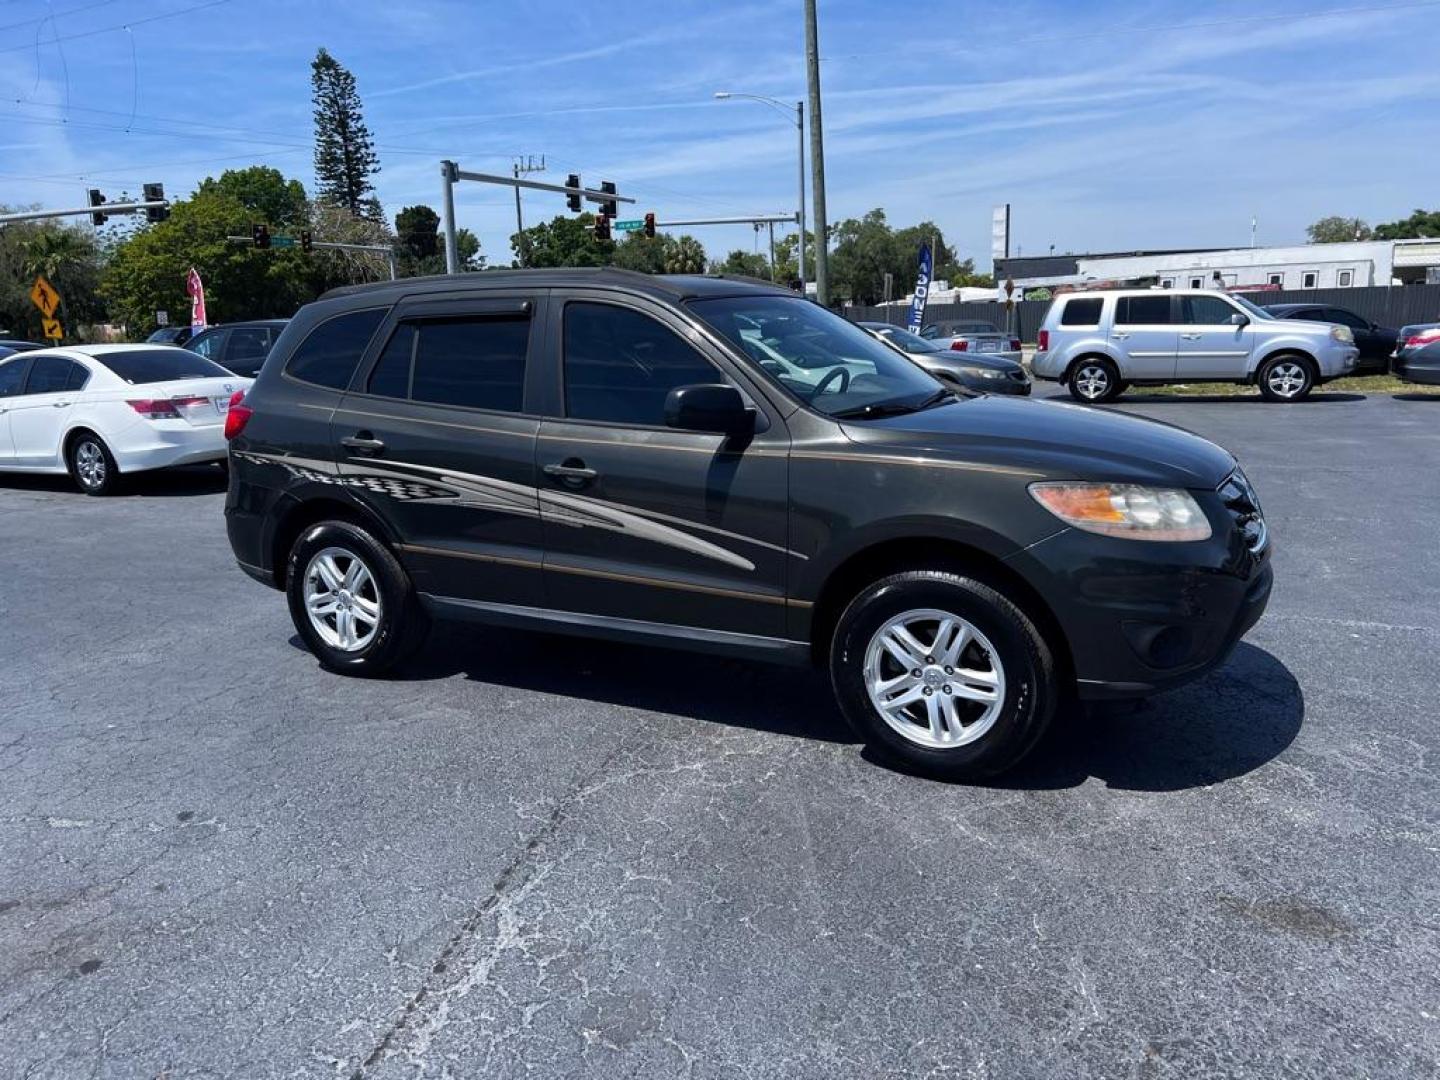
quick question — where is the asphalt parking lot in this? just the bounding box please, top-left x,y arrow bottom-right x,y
2,388 -> 1437,1079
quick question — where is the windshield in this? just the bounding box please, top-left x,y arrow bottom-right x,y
873,326 -> 944,354
690,295 -> 946,419
1228,294 -> 1276,320
93,348 -> 233,384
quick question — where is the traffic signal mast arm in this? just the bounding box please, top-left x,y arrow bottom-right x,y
0,197 -> 170,226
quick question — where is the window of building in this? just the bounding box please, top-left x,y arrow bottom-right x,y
1159,278 -> 1175,289
1337,269 -> 1354,287
1301,270 -> 1319,289
285,308 -> 387,390
1060,297 -> 1103,326
1115,295 -> 1174,325
1268,273 -> 1284,287
1189,277 -> 1204,289
564,302 -> 722,426
406,317 -> 530,412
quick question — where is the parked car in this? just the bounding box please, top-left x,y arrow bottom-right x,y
225,268 -> 1271,782
0,339 -> 44,357
1032,290 -> 1358,403
185,319 -> 289,378
0,345 -> 249,494
858,321 -> 1030,395
918,319 -> 1023,364
1263,303 -> 1396,372
146,326 -> 195,346
1392,323 -> 1440,385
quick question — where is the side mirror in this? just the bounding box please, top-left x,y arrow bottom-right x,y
664,383 -> 754,436
1228,312 -> 1249,326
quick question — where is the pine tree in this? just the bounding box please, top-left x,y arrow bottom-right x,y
311,48 -> 381,219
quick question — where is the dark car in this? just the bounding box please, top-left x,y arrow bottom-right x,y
1263,303 -> 1396,372
185,319 -> 289,378
224,269 -> 1271,782
1392,323 -> 1440,385
859,321 -> 1030,395
146,326 -> 195,346
0,339 -> 44,356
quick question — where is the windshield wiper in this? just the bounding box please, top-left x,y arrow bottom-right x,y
830,388 -> 955,420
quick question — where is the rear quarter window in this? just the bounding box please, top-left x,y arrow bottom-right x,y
1060,298 -> 1104,326
284,308 -> 388,390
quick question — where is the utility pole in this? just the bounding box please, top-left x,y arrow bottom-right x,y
512,155 -> 546,256
767,220 -> 776,280
440,160 -> 460,275
804,0 -> 829,305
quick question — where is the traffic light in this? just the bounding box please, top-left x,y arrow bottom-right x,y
565,174 -> 582,213
643,212 -> 656,239
142,183 -> 168,223
300,230 -> 313,253
88,189 -> 108,227
599,180 -> 617,219
593,214 -> 611,242
252,223 -> 271,249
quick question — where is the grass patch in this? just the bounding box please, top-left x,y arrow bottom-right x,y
1130,374 -> 1440,398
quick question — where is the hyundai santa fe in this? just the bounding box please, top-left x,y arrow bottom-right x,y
224,270 -> 1272,781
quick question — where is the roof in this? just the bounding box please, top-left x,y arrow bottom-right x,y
319,267 -> 792,303
29,343 -> 183,356
197,319 -> 289,329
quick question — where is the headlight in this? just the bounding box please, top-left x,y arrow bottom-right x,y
958,365 -> 1007,380
1029,482 -> 1212,541
1330,325 -> 1354,344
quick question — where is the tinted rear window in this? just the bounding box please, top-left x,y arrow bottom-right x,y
410,317 -> 529,412
93,349 -> 232,384
1115,295 -> 1173,325
285,309 -> 387,390
1061,298 -> 1103,326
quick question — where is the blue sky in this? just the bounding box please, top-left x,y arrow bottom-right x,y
2,0 -> 1438,269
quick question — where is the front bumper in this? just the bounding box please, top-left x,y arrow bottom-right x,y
111,422 -> 228,473
1004,506 -> 1272,700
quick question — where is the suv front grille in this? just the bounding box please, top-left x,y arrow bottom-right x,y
1219,469 -> 1267,554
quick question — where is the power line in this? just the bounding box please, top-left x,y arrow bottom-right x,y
0,0 -> 231,54
0,0 -> 114,34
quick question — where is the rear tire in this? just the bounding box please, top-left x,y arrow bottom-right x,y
1257,354 -> 1315,402
286,520 -> 430,676
67,432 -> 119,496
1067,357 -> 1122,403
829,571 -> 1058,782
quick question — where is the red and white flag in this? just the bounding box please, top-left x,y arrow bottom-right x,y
185,267 -> 208,329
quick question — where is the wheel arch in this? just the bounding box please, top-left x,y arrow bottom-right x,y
1250,346 -> 1317,382
269,493 -> 400,591
806,535 -> 1074,685
1062,350 -> 1120,384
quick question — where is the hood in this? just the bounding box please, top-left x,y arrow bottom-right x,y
840,395 -> 1236,489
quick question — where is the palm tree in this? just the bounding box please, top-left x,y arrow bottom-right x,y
664,235 -> 707,275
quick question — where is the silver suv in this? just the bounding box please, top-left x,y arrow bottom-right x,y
1032,290 -> 1359,403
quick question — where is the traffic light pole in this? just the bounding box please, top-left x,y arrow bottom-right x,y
438,159 -> 635,274
226,236 -> 398,280
0,200 -> 169,226
656,214 -> 797,227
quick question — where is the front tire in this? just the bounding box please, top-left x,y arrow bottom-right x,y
286,520 -> 429,676
1257,354 -> 1315,402
1067,357 -> 1122,403
67,432 -> 119,496
830,571 -> 1058,781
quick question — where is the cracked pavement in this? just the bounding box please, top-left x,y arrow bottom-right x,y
1,391 -> 1437,1078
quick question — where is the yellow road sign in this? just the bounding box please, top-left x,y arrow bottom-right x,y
41,316 -> 64,341
30,275 -> 61,319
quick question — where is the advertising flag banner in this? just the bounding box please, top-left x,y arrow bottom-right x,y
185,267 -> 208,329
906,243 -> 933,334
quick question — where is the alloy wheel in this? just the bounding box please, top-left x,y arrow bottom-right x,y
1074,364 -> 1110,400
862,607 -> 1007,749
303,546 -> 382,652
1266,361 -> 1309,398
75,440 -> 106,490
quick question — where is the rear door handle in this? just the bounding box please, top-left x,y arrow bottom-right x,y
341,434 -> 386,454
52,400 -> 70,407
1180,333 -> 1203,340
543,461 -> 598,482
1111,331 -> 1130,340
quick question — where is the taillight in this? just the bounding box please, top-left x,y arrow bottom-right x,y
127,399 -> 181,419
950,340 -> 969,351
1009,338 -> 1022,351
1402,329 -> 1440,349
1037,330 -> 1050,352
223,390 -> 252,440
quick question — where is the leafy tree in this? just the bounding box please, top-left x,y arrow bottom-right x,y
827,209 -> 976,304
197,166 -> 308,228
664,235 -> 707,274
311,48 -> 381,220
1307,216 -> 1372,243
0,214 -> 105,340
709,249 -> 772,279
1374,209 -> 1440,240
307,199 -> 398,288
396,205 -> 440,261
612,232 -> 672,274
444,228 -> 483,272
511,213 -> 614,268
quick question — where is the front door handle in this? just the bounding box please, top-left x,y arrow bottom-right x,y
341,433 -> 386,454
543,460 -> 598,483
52,400 -> 70,407
1180,332 -> 1203,340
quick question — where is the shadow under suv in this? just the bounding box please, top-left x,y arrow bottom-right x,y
225,269 -> 1272,781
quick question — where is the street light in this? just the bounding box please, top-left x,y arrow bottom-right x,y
714,91 -> 806,293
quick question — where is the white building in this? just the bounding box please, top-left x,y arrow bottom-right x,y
996,239 -> 1440,293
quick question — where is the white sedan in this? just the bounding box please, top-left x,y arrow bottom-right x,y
0,344 -> 250,495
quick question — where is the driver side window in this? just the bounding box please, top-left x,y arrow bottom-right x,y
562,302 -> 725,426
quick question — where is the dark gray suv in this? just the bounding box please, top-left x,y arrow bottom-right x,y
225,269 -> 1272,781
